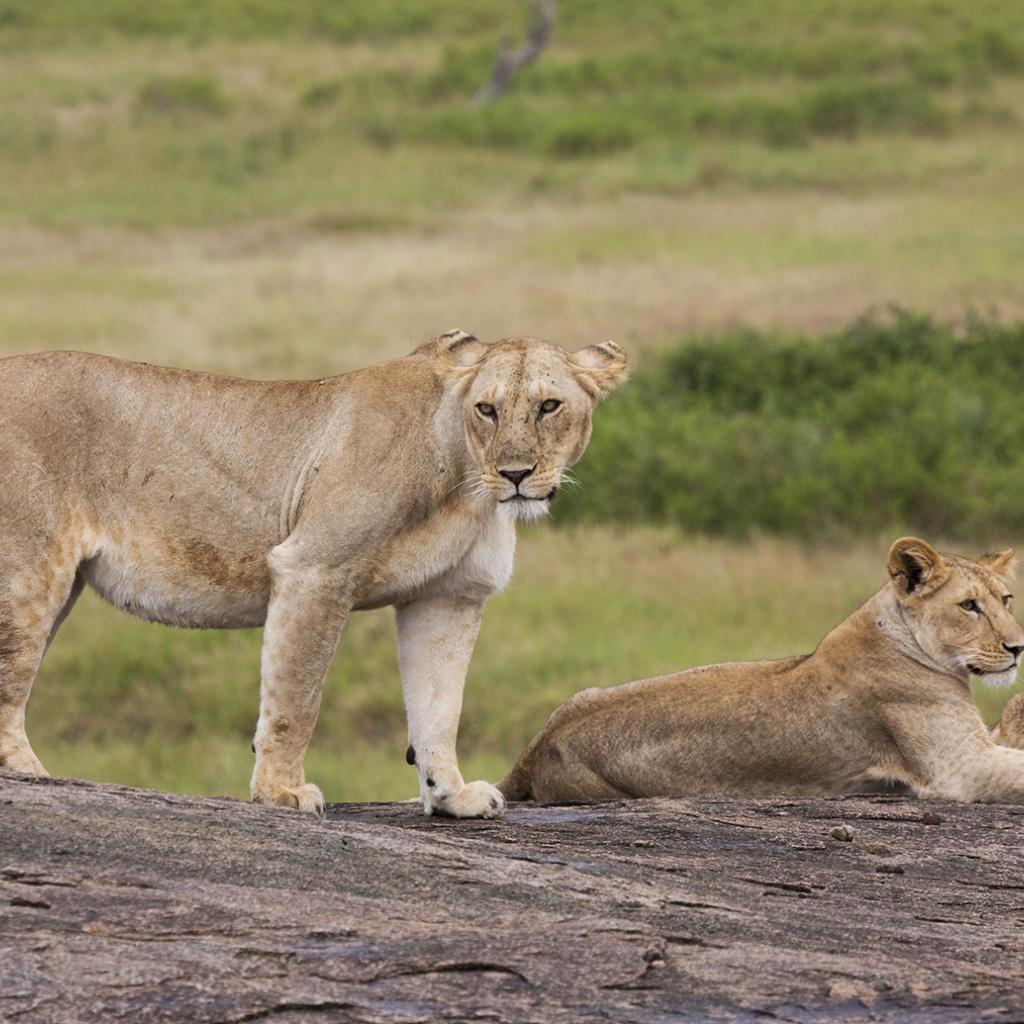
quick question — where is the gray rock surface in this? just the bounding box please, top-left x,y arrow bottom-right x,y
2,769 -> 1023,1022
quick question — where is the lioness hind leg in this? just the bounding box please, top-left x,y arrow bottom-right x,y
0,564 -> 81,775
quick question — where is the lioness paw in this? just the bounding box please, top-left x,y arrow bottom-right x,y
252,780 -> 325,815
426,779 -> 505,819
0,745 -> 48,777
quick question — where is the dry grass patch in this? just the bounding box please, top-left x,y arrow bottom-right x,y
4,181 -> 1024,378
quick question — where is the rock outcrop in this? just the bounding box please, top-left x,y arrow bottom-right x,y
2,770 -> 1023,1022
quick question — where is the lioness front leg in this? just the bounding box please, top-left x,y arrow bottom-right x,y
908,714 -> 1024,803
935,743 -> 1024,803
251,559 -> 350,814
396,594 -> 504,818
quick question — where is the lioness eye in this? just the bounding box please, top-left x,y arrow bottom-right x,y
475,402 -> 497,419
960,599 -> 980,613
540,399 -> 561,414
1005,594 -> 1014,606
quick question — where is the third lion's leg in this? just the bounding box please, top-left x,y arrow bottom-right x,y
933,742 -> 1024,803
901,706 -> 1024,803
250,560 -> 350,814
396,594 -> 504,818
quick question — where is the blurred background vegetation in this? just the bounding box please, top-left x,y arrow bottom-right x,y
2,0 -> 1023,800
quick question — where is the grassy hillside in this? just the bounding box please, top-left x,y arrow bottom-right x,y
5,3 -> 1024,798
2,1 -> 1024,374
2,0 -> 1024,226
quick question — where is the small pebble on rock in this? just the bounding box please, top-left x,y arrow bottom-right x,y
830,824 -> 854,842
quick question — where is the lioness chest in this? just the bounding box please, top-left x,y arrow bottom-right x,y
352,505 -> 515,611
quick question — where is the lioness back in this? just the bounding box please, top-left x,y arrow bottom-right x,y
0,349 -> 440,628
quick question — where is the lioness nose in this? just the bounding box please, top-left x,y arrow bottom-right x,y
1004,642 -> 1024,659
500,466 -> 535,486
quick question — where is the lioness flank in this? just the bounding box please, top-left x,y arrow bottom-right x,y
500,537 -> 1024,804
0,331 -> 627,816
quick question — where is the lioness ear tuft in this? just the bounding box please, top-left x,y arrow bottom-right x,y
570,340 -> 628,398
981,548 -> 1017,579
435,329 -> 488,369
887,536 -> 948,597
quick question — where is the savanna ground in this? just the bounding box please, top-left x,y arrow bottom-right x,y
3,0 -> 1024,800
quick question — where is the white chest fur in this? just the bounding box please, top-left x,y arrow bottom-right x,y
355,505 -> 516,609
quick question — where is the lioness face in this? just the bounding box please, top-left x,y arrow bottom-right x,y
444,335 -> 627,521
888,537 -> 1024,687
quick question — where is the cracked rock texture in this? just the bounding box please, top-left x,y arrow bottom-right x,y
2,769 -> 1024,1022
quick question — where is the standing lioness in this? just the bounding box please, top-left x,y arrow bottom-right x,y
501,538 -> 1024,804
0,331 -> 627,816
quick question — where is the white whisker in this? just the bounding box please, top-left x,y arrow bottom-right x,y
445,469 -> 479,499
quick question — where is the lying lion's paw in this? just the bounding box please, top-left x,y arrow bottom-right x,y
427,779 -> 505,819
252,780 -> 325,815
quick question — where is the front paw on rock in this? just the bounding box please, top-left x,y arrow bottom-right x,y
253,781 -> 325,815
428,779 -> 505,819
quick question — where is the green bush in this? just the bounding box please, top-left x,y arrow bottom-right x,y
542,111 -> 636,157
559,313 -> 1024,539
695,96 -> 811,148
301,78 -> 345,109
136,75 -> 229,117
802,79 -> 949,136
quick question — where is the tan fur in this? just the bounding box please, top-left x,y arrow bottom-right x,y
501,538 -> 1024,804
992,692 -> 1024,748
0,331 -> 626,815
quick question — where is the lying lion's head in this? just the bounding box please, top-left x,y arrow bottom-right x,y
434,329 -> 628,520
887,537 -> 1024,687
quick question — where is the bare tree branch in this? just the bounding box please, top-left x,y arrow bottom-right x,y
472,0 -> 557,108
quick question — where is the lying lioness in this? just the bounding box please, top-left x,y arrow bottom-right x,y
500,538 -> 1024,804
0,331 -> 626,816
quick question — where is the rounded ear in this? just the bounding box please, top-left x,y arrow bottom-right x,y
570,340 -> 628,399
981,548 -> 1017,579
434,328 -> 488,369
887,537 -> 949,597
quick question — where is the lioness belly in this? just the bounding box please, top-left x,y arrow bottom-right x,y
81,537 -> 271,629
